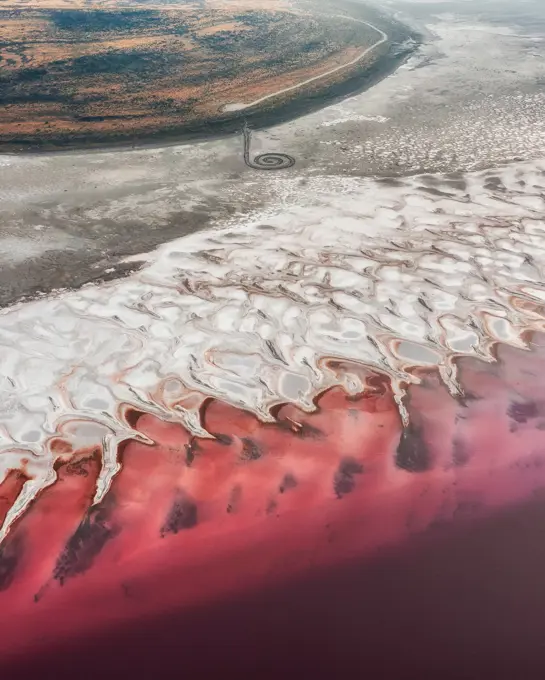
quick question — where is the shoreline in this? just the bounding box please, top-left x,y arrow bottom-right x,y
0,11 -> 422,157
222,15 -> 388,112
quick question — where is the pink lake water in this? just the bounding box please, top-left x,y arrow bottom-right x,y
1,158 -> 545,677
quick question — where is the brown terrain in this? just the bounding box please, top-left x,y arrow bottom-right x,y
0,0 -> 385,150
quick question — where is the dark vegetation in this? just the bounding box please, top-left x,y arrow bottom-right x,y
62,50 -> 175,76
50,9 -> 165,32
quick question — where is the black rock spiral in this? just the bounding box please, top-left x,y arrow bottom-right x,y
243,122 -> 295,170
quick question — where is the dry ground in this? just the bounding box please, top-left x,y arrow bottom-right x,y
0,0 -> 382,148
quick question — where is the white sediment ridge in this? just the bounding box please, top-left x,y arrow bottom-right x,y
1,157 -> 545,537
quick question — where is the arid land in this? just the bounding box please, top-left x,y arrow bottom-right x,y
0,0 -> 398,150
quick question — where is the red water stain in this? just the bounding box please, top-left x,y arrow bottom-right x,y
0,470 -> 28,530
1,450 -> 102,601
3,337 -> 545,677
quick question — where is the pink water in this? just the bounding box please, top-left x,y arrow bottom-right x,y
2,334 -> 545,677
